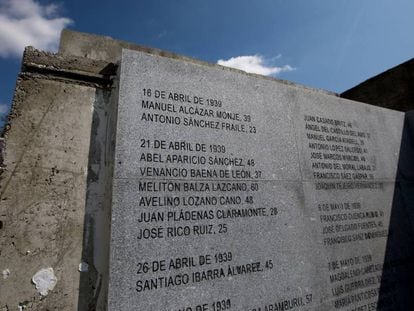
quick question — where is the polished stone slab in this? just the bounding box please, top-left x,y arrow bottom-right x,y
108,48 -> 408,311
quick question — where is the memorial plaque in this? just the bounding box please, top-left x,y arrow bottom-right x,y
108,49 -> 409,310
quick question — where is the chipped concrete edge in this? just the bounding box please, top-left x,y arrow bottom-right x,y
1,46 -> 116,140
22,47 -> 116,86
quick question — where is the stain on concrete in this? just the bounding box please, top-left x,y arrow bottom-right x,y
0,46 -> 114,309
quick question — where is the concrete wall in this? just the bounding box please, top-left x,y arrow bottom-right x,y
341,58 -> 414,112
0,47 -> 116,310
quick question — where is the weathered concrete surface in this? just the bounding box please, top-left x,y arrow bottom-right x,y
23,47 -> 115,81
0,48 -> 115,310
341,58 -> 414,112
59,29 -> 196,64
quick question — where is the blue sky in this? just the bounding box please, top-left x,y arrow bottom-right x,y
1,0 -> 413,127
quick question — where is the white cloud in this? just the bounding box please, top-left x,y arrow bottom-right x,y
217,55 -> 295,76
0,0 -> 72,57
0,103 -> 9,115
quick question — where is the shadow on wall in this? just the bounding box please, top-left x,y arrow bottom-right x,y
378,111 -> 414,310
78,88 -> 116,310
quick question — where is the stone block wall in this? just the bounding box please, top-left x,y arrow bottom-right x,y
341,58 -> 414,112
